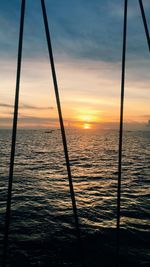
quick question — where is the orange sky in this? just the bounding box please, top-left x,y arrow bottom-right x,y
0,57 -> 149,130
0,1 -> 150,130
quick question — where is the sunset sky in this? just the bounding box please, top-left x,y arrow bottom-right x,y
0,0 -> 150,129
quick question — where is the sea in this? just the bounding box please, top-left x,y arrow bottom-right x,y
0,129 -> 149,266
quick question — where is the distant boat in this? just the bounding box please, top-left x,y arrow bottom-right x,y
45,130 -> 55,133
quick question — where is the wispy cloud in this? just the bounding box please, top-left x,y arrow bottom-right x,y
0,0 -> 149,62
0,102 -> 54,110
0,1 -> 150,129
0,115 -> 59,128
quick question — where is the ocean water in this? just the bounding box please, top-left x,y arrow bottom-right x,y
0,129 -> 150,266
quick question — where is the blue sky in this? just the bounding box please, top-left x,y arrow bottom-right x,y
0,0 -> 150,61
0,0 -> 150,129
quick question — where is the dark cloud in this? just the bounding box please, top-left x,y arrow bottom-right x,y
0,102 -> 54,110
21,104 -> 54,110
0,0 -> 150,62
142,114 -> 150,118
0,115 -> 59,128
18,116 -> 57,123
0,103 -> 12,108
0,115 -> 57,122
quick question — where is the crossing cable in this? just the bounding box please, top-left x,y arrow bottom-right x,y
139,0 -> 150,51
116,0 -> 128,260
2,1 -> 26,266
40,1 -> 85,266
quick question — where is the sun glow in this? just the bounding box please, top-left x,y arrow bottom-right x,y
75,108 -> 101,123
83,123 -> 91,129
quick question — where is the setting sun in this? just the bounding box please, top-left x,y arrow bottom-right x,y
83,123 -> 91,129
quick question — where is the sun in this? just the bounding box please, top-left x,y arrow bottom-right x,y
83,123 -> 91,129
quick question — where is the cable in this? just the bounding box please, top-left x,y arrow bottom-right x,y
2,1 -> 26,266
139,0 -> 150,52
116,0 -> 128,262
40,1 -> 85,266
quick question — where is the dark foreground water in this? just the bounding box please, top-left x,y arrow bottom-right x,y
0,129 -> 150,266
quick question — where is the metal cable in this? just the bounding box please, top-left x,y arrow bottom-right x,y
139,0 -> 150,51
116,0 -> 128,261
2,1 -> 26,266
40,1 -> 85,266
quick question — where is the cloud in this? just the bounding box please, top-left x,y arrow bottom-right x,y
0,103 -> 12,108
141,114 -> 150,119
0,0 -> 149,63
0,115 -> 60,129
0,1 -> 149,129
0,102 -> 54,110
21,104 -> 54,110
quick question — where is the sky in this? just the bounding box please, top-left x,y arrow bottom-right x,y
0,0 -> 150,129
